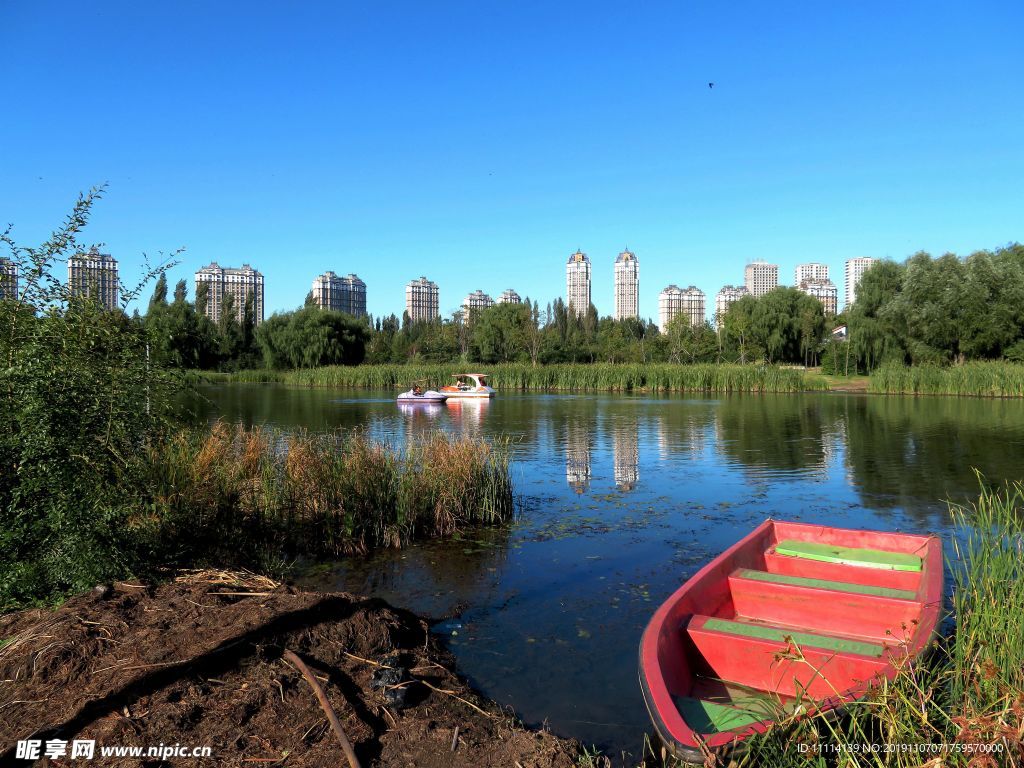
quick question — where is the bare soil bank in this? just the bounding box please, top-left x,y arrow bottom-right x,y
0,572 -> 583,767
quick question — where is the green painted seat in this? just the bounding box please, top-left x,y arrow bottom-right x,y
734,568 -> 917,600
700,617 -> 887,657
774,540 -> 922,572
674,696 -> 769,734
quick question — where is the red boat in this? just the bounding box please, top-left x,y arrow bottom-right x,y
639,520 -> 942,762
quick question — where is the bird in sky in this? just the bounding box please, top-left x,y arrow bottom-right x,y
708,82 -> 715,89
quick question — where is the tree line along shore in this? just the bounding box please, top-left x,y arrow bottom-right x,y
139,244 -> 1024,374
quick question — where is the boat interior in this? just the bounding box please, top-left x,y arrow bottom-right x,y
655,521 -> 940,738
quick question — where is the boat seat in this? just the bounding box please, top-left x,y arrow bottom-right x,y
774,540 -> 922,572
686,615 -> 893,699
732,568 -> 917,600
672,696 -> 768,735
692,616 -> 887,657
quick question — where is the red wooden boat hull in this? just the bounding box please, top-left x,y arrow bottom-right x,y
638,520 -> 942,762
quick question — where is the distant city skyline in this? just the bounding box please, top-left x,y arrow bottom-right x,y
32,247 -> 988,324
3,4 -> 1021,323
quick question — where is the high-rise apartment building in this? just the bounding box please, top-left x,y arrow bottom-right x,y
311,271 -> 366,316
797,278 -> 838,316
613,249 -> 639,320
0,258 -> 17,300
658,285 -> 705,332
195,262 -> 265,325
405,276 -> 439,322
565,249 -> 591,317
68,248 -> 119,310
845,257 -> 879,307
714,285 -> 749,329
795,263 -> 829,285
498,288 -> 521,304
744,260 -> 778,297
462,289 -> 495,316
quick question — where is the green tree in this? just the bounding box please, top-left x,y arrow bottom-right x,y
664,314 -> 717,364
473,302 -> 530,363
256,307 -> 370,369
0,188 -> 176,606
847,259 -> 905,371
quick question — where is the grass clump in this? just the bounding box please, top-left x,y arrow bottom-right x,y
869,361 -> 1024,397
210,362 -> 829,394
146,421 -> 514,571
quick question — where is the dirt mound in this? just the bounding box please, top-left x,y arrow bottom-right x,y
0,572 -> 583,767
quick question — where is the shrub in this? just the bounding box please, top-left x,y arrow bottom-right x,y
0,189 -> 177,607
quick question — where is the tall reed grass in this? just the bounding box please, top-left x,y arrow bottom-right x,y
869,362 -> 1024,398
145,421 -> 513,569
716,480 -> 1024,768
205,363 -> 828,393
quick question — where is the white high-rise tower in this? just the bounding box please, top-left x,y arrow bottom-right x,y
613,249 -> 639,320
845,257 -> 879,307
566,249 -> 591,317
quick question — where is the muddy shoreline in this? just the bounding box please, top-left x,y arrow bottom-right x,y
0,572 -> 588,767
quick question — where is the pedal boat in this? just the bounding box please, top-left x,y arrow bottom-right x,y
396,388 -> 447,404
439,373 -> 495,398
638,519 -> 942,762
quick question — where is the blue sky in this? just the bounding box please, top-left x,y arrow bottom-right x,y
2,1 -> 1021,320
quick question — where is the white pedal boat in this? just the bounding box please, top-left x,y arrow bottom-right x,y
396,389 -> 448,404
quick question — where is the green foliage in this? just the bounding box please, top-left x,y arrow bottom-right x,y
256,306 -> 370,369
471,302 -> 531,363
0,188 -> 177,607
664,313 -> 718,364
847,245 -> 1024,372
721,288 -> 826,365
145,278 -> 221,369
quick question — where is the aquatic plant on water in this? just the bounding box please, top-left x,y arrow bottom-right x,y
146,421 -> 514,571
869,362 -> 1024,398
204,362 -> 829,394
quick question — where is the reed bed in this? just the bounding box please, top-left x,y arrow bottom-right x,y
869,362 -> 1024,398
713,481 -> 1024,768
146,421 -> 513,568
208,363 -> 829,393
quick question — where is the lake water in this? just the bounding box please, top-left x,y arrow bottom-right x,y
191,384 -> 1024,759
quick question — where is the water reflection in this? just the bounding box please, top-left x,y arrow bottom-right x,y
188,385 -> 1024,520
189,384 -> 1024,757
445,397 -> 490,435
565,421 -> 592,494
714,395 -> 836,479
612,417 -> 639,491
396,401 -> 445,422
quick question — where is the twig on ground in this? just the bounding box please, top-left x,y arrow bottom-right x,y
412,678 -> 493,719
342,650 -> 383,667
283,649 -> 362,768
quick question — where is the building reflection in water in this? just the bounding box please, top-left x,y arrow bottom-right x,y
612,418 -> 639,491
565,422 -> 592,495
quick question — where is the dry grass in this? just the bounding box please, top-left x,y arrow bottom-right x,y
145,421 -> 514,569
